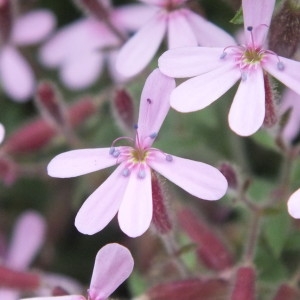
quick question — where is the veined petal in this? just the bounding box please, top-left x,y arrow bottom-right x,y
137,69 -> 175,145
0,123 -> 5,144
112,4 -> 158,31
11,10 -> 55,46
48,148 -> 117,178
0,46 -> 34,101
20,297 -> 85,300
158,47 -> 226,78
263,55 -> 300,95
75,165 -> 128,235
229,68 -> 265,136
288,189 -> 300,218
6,211 -> 46,270
118,167 -> 152,237
149,153 -> 227,200
170,62 -> 240,112
186,10 -> 236,47
116,13 -> 167,77
167,9 -> 197,49
242,0 -> 275,46
89,244 -> 134,300
60,51 -> 104,90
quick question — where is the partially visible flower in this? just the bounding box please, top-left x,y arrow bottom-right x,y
0,123 -> 5,144
47,69 -> 228,237
159,0 -> 300,136
39,0 -> 156,89
116,0 -> 235,78
21,243 -> 134,300
287,188 -> 300,218
0,211 -> 46,300
0,0 -> 55,101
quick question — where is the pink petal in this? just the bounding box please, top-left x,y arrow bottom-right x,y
116,13 -> 167,77
0,123 -> 5,144
39,18 -> 118,68
20,297 -> 85,300
112,4 -> 158,31
11,10 -> 56,46
118,167 -> 152,237
137,69 -> 175,146
242,0 -> 275,46
48,148 -> 117,178
170,62 -> 240,112
288,189 -> 300,218
149,153 -> 227,200
106,50 -> 128,83
75,165 -> 128,235
167,9 -> 197,49
186,10 -> 236,47
60,51 -> 104,90
228,68 -> 265,136
6,211 -> 46,270
0,289 -> 20,300
263,55 -> 300,95
138,0 -> 166,5
89,243 -> 134,300
0,46 -> 34,101
158,47 -> 226,78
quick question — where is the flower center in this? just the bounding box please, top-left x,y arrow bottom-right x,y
131,148 -> 148,163
243,48 -> 264,65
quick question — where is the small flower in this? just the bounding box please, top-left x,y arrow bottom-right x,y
0,1 -> 55,101
116,0 -> 235,77
159,0 -> 300,136
21,243 -> 134,300
47,69 -> 228,237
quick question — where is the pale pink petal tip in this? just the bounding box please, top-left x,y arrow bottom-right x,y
288,189 -> 300,218
0,123 -> 5,144
89,243 -> 134,300
20,296 -> 85,300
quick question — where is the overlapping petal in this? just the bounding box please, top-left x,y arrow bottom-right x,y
0,46 -> 34,101
89,244 -> 134,300
288,188 -> 300,218
149,153 -> 228,200
186,10 -> 236,47
242,0 -> 275,46
167,9 -> 197,49
116,13 -> 167,77
158,47 -> 226,78
118,167 -> 152,237
47,148 -> 117,178
263,55 -> 300,96
229,68 -> 265,136
137,69 -> 175,145
6,211 -> 46,270
11,10 -> 55,46
170,62 -> 240,112
75,165 -> 128,235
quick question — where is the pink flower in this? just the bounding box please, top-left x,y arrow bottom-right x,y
0,3 -> 55,101
39,1 -> 156,90
0,123 -> 4,144
159,0 -> 300,136
116,0 -> 235,78
21,243 -> 134,300
0,211 -> 46,300
47,69 -> 228,238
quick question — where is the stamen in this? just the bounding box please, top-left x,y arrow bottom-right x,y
138,169 -> 146,179
166,154 -> 173,162
112,149 -> 120,158
247,26 -> 253,31
247,25 -> 255,48
109,147 -> 115,155
147,98 -> 152,104
122,168 -> 130,177
277,61 -> 284,71
241,72 -> 247,81
110,136 -> 134,150
220,52 -> 227,59
149,132 -> 158,139
133,124 -> 138,130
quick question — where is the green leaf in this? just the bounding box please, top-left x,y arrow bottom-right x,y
250,130 -> 279,152
230,7 -> 243,24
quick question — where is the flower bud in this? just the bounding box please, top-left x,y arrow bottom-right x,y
177,208 -> 234,271
269,0 -> 300,58
273,283 -> 300,300
219,162 -> 238,189
263,74 -> 278,128
151,173 -> 172,234
230,266 -> 256,300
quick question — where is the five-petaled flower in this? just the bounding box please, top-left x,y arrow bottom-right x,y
116,0 -> 235,78
47,69 -> 228,238
21,243 -> 134,300
159,0 -> 300,136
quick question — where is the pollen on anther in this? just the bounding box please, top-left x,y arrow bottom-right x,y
138,169 -> 146,179
220,52 -> 227,59
247,26 -> 253,31
150,132 -> 157,139
109,147 -> 115,155
113,150 -> 120,158
122,168 -> 130,177
277,61 -> 284,71
147,98 -> 152,104
133,124 -> 138,130
241,72 -> 247,81
166,154 -> 173,162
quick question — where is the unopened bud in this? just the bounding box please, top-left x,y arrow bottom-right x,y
148,278 -> 228,300
230,266 -> 256,300
263,73 -> 278,128
112,89 -> 135,135
177,208 -> 233,271
219,162 -> 238,189
273,283 -> 300,300
269,0 -> 300,58
0,265 -> 40,290
151,173 -> 172,234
